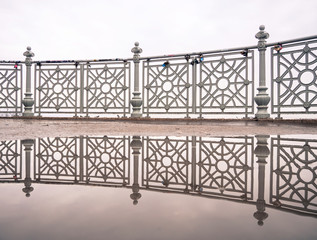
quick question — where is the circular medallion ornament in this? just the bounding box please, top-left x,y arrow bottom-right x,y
53,83 -> 63,94
299,70 -> 316,85
162,81 -> 173,92
299,167 -> 314,183
101,83 -> 111,94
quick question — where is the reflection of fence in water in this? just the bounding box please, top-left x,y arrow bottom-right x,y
142,136 -> 192,191
0,140 -> 22,181
197,137 -> 254,200
270,137 -> 317,214
0,135 -> 316,218
141,136 -> 254,202
34,136 -> 130,186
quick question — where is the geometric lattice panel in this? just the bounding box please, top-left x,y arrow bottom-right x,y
84,136 -> 129,186
198,51 -> 254,117
197,137 -> 254,200
0,140 -> 21,181
34,137 -> 79,182
35,61 -> 131,116
271,137 -> 317,215
271,40 -> 317,117
143,59 -> 193,116
0,64 -> 23,115
84,62 -> 130,116
35,64 -> 80,115
142,136 -> 192,192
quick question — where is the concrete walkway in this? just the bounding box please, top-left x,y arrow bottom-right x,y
1,117 -> 317,141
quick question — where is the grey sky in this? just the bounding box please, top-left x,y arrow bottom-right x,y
1,0 -> 317,60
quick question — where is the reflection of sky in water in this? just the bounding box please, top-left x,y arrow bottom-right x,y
0,135 -> 316,240
0,185 -> 316,240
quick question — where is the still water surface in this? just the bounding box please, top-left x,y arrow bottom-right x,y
0,135 -> 316,240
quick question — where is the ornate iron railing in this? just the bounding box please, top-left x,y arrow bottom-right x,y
1,134 -> 316,222
271,39 -> 317,117
1,26 -> 316,118
0,63 -> 23,115
34,61 -> 130,116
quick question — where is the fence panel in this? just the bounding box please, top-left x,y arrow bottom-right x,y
34,61 -> 131,116
198,51 -> 254,117
142,58 -> 193,117
84,62 -> 130,116
0,63 -> 23,115
34,63 -> 80,115
271,40 -> 317,117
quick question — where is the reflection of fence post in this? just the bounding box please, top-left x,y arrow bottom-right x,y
130,42 -> 143,118
130,136 -> 142,204
21,139 -> 34,197
254,26 -> 270,119
22,47 -> 35,116
253,135 -> 270,226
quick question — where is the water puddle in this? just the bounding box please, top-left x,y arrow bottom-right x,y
0,134 -> 316,240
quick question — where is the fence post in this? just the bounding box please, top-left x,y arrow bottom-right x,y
22,46 -> 35,116
130,42 -> 143,117
254,25 -> 270,119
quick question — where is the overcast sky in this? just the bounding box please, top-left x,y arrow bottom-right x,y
1,0 -> 317,61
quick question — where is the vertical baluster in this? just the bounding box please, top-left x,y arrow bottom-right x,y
22,47 -> 35,116
131,42 -> 143,117
255,26 -> 270,119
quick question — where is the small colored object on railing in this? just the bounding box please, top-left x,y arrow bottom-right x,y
162,61 -> 170,68
240,49 -> 248,57
14,62 -> 18,69
191,58 -> 199,65
274,44 -> 283,53
199,54 -> 204,62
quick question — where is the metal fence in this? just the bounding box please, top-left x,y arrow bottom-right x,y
34,61 -> 130,116
1,26 -> 316,119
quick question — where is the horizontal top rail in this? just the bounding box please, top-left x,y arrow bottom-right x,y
1,34 -> 317,64
266,34 -> 317,47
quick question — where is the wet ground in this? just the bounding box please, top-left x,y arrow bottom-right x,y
1,118 -> 316,240
1,117 -> 317,140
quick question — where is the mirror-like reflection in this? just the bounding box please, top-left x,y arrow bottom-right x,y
0,135 -> 316,228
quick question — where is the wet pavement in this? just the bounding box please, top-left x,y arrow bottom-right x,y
1,117 -> 317,141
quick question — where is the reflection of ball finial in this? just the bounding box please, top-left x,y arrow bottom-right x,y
133,200 -> 138,205
26,193 -> 31,197
258,220 -> 264,226
27,46 -> 31,51
259,25 -> 265,31
135,42 -> 139,47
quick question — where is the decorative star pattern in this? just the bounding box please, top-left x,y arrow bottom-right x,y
272,40 -> 317,116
